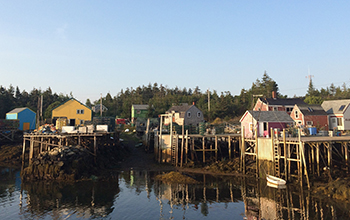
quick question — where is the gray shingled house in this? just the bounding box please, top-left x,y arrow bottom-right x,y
321,99 -> 350,131
164,103 -> 204,126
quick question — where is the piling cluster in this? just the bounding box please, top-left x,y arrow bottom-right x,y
21,145 -> 95,181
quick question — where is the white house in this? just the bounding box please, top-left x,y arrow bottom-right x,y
321,99 -> 350,131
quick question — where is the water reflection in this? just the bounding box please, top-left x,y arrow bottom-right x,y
20,180 -> 119,219
1,166 -> 350,219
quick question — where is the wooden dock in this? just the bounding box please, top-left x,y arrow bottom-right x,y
152,127 -> 350,188
22,132 -> 112,166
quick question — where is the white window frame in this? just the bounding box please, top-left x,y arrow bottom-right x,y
306,121 -> 313,126
197,112 -> 201,118
187,112 -> 191,118
295,110 -> 299,119
77,109 -> 84,114
337,117 -> 343,126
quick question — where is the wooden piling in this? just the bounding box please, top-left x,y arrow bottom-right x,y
29,137 -> 34,165
283,129 -> 287,181
215,136 -> 218,161
202,137 -> 205,163
241,126 -> 245,173
228,136 -> 231,160
316,143 -> 320,176
94,134 -> 97,164
22,138 -> 26,165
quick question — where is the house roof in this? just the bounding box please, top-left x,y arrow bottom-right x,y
244,110 -> 294,123
92,104 -> 108,113
167,104 -> 193,113
321,99 -> 350,114
295,104 -> 327,116
260,98 -> 305,106
52,98 -> 92,111
132,104 -> 149,110
7,107 -> 35,114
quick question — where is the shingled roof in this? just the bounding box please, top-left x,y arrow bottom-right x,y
7,107 -> 35,114
261,98 -> 306,106
167,104 -> 192,113
248,110 -> 294,122
132,104 -> 149,110
321,99 -> 350,114
296,104 -> 327,116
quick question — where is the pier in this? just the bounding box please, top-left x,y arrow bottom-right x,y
151,127 -> 350,188
21,131 -> 117,166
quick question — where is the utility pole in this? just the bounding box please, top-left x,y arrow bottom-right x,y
207,89 -> 210,122
100,93 -> 102,117
40,95 -> 43,125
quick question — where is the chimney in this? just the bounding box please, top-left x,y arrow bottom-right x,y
192,102 -> 195,105
272,91 -> 277,99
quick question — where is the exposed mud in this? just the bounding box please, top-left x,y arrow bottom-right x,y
0,144 -> 23,166
155,171 -> 199,184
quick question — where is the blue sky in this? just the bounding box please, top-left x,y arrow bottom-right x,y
1,1 -> 350,102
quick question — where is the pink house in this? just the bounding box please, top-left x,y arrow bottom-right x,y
240,110 -> 294,138
253,93 -> 305,115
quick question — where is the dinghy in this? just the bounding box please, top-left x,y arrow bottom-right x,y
266,174 -> 286,187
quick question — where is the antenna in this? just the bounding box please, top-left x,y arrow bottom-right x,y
306,67 -> 314,84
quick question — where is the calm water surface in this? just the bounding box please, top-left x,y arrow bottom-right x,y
1,166 -> 350,219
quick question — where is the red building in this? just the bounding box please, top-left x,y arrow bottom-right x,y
290,104 -> 328,131
253,93 -> 305,114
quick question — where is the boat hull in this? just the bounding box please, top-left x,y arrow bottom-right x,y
266,174 -> 286,186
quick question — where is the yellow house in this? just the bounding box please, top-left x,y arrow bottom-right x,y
52,98 -> 92,126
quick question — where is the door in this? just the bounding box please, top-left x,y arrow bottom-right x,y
23,122 -> 30,130
69,119 -> 76,126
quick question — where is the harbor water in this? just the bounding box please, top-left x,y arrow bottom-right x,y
1,166 -> 350,219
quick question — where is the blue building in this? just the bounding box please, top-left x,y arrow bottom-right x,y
6,107 -> 36,130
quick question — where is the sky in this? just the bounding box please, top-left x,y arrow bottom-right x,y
1,1 -> 350,103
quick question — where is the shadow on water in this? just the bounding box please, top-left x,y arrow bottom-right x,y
1,166 -> 350,219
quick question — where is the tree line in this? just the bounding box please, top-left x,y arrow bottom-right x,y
1,73 -> 350,123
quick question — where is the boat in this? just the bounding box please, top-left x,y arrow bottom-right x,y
267,181 -> 286,189
266,174 -> 286,187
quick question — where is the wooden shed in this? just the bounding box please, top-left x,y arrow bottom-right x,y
6,107 -> 36,131
240,110 -> 294,138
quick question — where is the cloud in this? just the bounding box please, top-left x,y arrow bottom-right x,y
55,24 -> 68,39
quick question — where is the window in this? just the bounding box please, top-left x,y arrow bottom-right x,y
339,105 -> 346,111
197,112 -> 201,118
307,107 -> 313,112
273,107 -> 278,111
306,121 -> 313,126
80,120 -> 84,125
187,112 -> 191,118
286,107 -> 292,112
295,110 -> 299,118
77,109 -> 84,114
337,117 -> 343,126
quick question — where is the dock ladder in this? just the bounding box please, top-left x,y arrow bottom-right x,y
274,138 -> 281,177
171,132 -> 178,166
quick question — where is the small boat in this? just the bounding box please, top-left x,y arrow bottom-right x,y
266,174 -> 286,187
267,181 -> 286,189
